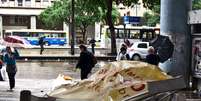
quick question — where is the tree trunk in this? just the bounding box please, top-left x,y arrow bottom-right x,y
82,29 -> 86,44
70,0 -> 75,55
106,0 -> 117,55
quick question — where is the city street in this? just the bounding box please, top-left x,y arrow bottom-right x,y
0,61 -> 106,101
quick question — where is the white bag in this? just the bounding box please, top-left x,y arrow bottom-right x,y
1,66 -> 8,81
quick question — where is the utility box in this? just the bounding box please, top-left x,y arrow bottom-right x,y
189,10 -> 201,90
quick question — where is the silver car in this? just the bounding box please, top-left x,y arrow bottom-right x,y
127,42 -> 150,60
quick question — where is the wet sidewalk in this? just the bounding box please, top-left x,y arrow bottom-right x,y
18,46 -> 110,56
0,61 -> 104,101
0,79 -> 53,101
17,47 -> 116,61
0,62 -> 78,101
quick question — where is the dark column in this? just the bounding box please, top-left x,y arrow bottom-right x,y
20,90 -> 31,101
160,0 -> 191,85
71,0 -> 75,55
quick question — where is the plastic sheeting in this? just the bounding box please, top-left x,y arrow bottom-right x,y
49,61 -> 171,101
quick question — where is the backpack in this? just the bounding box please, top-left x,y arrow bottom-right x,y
90,53 -> 97,67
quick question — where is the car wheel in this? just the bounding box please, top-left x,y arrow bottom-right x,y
132,55 -> 141,61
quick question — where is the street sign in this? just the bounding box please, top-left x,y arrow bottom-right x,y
129,16 -> 141,24
124,16 -> 130,24
123,16 -> 141,24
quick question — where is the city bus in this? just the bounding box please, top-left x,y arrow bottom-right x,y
102,25 -> 160,41
101,25 -> 160,49
4,29 -> 68,46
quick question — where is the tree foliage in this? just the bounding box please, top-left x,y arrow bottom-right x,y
193,0 -> 201,10
142,5 -> 160,26
87,0 -> 160,54
40,0 -> 120,43
40,0 -> 160,54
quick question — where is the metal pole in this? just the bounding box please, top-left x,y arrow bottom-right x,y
123,14 -> 126,41
135,4 -> 137,16
124,23 -> 126,41
71,0 -> 75,55
20,90 -> 31,101
160,0 -> 191,85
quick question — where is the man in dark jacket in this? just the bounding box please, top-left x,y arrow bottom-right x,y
76,45 -> 94,80
146,47 -> 160,66
39,36 -> 45,55
89,38 -> 96,54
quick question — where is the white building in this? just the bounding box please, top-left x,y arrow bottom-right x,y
0,0 -> 149,45
0,0 -> 56,38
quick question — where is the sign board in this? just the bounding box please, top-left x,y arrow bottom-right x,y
123,16 -> 141,24
129,16 -> 141,24
124,16 -> 130,24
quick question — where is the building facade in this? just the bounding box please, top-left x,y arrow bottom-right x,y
0,0 -> 149,46
0,0 -> 56,38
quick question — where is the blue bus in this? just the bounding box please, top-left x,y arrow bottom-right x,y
5,29 -> 67,46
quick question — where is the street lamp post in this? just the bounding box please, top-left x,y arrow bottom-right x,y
71,0 -> 75,55
123,15 -> 126,41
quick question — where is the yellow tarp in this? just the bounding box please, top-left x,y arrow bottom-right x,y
49,61 -> 171,101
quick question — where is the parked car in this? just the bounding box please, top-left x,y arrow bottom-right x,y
127,42 -> 150,60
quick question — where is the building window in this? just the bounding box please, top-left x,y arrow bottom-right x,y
1,0 -> 7,3
43,0 -> 48,2
25,0 -> 31,1
18,0 -> 23,6
9,0 -> 14,1
10,17 -> 15,25
8,16 -> 29,25
35,0 -> 41,2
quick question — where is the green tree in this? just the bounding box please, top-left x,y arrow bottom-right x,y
89,0 -> 160,55
142,5 -> 160,26
142,0 -> 201,26
40,0 -> 103,43
40,0 -> 120,44
193,0 -> 201,10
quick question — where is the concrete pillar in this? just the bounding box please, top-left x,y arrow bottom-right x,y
30,16 -> 36,29
40,0 -> 43,7
0,16 -> 3,38
22,0 -> 25,7
63,22 -> 69,44
160,0 -> 191,84
48,0 -> 51,6
31,0 -> 35,7
14,0 -> 17,6
95,22 -> 101,41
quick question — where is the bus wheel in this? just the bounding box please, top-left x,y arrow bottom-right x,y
132,54 -> 141,61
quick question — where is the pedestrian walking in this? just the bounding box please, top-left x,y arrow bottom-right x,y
4,47 -> 19,92
89,38 -> 96,54
76,45 -> 95,80
0,54 -> 4,81
124,39 -> 133,48
39,36 -> 45,55
116,44 -> 128,60
145,46 -> 160,66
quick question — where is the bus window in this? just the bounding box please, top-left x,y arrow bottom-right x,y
30,32 -> 39,37
130,30 -> 140,39
13,32 -> 29,37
